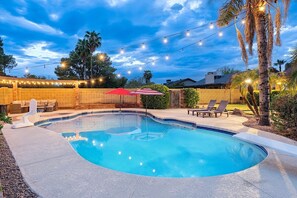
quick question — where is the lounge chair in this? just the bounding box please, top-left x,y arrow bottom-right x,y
197,100 -> 229,118
187,100 -> 216,115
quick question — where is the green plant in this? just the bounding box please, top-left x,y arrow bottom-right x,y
0,113 -> 12,131
271,94 -> 297,133
247,91 -> 259,106
183,88 -> 199,108
141,84 -> 170,109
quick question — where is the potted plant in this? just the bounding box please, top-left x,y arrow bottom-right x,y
0,113 -> 12,134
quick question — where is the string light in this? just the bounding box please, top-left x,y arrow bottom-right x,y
241,19 -> 245,24
99,54 -> 105,60
165,55 -> 170,60
127,70 -> 131,74
141,43 -> 146,49
120,48 -> 125,54
259,5 -> 266,12
198,40 -> 203,46
99,78 -> 103,82
138,66 -> 143,70
163,37 -> 168,44
25,68 -> 29,73
91,80 -> 95,84
209,23 -> 215,29
117,74 -> 121,78
152,62 -> 155,66
186,30 -> 190,37
218,32 -> 223,37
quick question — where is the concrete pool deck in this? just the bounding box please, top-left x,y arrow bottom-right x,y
3,108 -> 297,198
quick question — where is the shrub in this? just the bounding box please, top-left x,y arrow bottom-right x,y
270,90 -> 281,101
247,91 -> 259,106
0,113 -> 12,132
271,94 -> 297,133
183,88 -> 199,108
141,84 -> 170,109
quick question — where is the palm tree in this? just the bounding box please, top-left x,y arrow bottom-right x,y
217,0 -> 291,126
143,70 -> 152,84
231,70 -> 259,116
75,39 -> 89,80
274,59 -> 286,72
85,31 -> 102,79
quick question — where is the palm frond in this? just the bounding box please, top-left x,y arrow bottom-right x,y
244,0 -> 255,55
282,0 -> 291,20
217,0 -> 244,27
236,27 -> 248,67
275,7 -> 282,46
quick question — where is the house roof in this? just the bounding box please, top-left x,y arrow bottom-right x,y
164,78 -> 196,87
185,74 -> 234,87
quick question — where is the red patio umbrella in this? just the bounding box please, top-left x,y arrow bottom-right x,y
106,88 -> 132,111
130,88 -> 163,114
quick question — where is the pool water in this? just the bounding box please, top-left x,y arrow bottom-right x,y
44,113 -> 267,178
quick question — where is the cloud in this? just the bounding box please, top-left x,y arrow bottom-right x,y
49,13 -> 59,21
0,9 -> 64,35
21,41 -> 66,60
105,0 -> 129,7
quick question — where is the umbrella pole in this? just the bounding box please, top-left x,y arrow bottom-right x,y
146,95 -> 148,115
119,95 -> 121,112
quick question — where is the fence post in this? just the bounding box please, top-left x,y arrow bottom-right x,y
12,81 -> 18,101
74,82 -> 80,109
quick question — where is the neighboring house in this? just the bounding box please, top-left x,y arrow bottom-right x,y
164,78 -> 196,88
164,72 -> 234,89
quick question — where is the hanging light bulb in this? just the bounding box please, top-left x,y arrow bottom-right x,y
141,43 -> 146,49
163,37 -> 168,44
152,61 -> 155,66
127,70 -> 131,74
139,66 -> 143,70
99,54 -> 105,60
198,40 -> 203,46
186,30 -> 190,37
241,19 -> 246,24
117,74 -> 121,78
218,32 -> 223,37
165,55 -> 169,60
91,80 -> 95,84
120,48 -> 125,54
209,23 -> 215,29
25,67 -> 29,73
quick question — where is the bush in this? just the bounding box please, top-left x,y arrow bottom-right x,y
271,94 -> 297,133
0,113 -> 12,132
141,84 -> 170,109
270,90 -> 281,101
247,91 -> 259,106
183,88 -> 199,108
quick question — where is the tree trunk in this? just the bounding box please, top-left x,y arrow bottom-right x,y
255,11 -> 270,126
90,55 -> 93,79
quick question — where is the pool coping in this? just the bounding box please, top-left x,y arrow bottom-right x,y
3,108 -> 297,197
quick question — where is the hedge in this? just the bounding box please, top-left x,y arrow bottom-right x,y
141,84 -> 170,109
183,88 -> 199,108
271,94 -> 297,133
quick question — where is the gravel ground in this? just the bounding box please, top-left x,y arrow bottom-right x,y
0,133 -> 38,197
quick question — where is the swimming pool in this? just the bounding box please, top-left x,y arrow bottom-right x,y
41,112 -> 267,178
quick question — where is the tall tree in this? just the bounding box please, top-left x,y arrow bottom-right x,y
0,37 -> 17,75
274,59 -> 286,72
143,70 -> 152,84
217,66 -> 240,74
76,39 -> 89,80
85,31 -> 102,79
217,0 -> 291,126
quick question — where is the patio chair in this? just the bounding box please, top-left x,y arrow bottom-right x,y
187,100 -> 216,115
197,100 -> 229,118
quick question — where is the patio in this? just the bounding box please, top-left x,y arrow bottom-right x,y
2,108 -> 297,198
